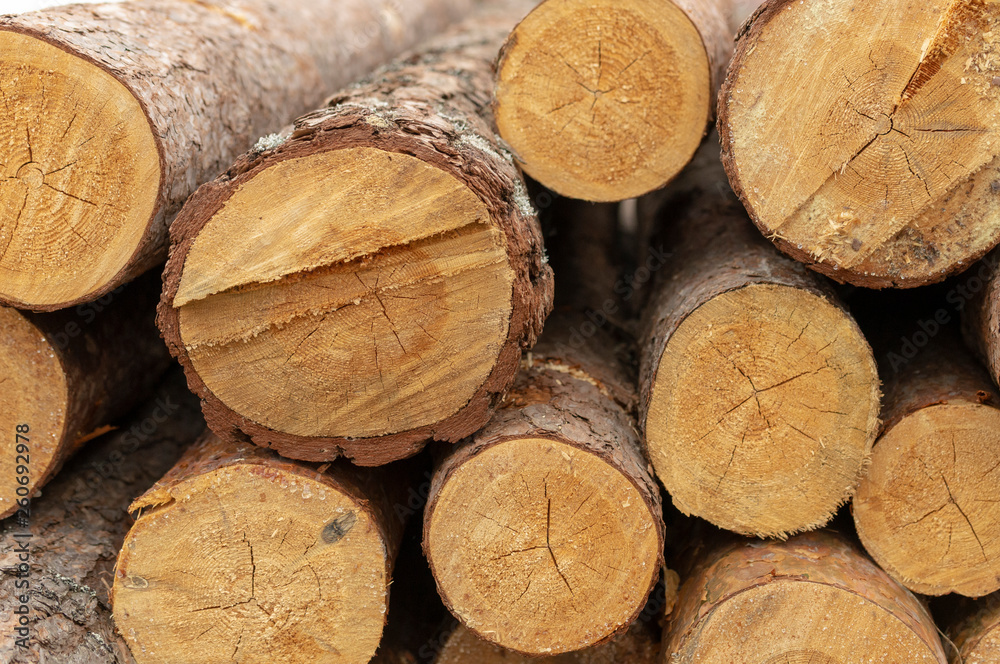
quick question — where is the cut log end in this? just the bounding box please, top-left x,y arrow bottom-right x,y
721,0 -> 1000,288
854,402 -> 1000,597
425,437 -> 661,655
951,596 -> 1000,664
494,0 -> 710,201
172,146 -> 515,441
112,443 -> 392,663
666,533 -> 947,663
645,284 -> 880,538
0,307 -> 67,517
0,30 -> 160,309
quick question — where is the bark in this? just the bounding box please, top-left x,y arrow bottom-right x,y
423,312 -> 665,656
157,0 -> 553,466
0,370 -> 205,664
111,432 -> 413,663
0,0 -> 473,310
663,531 -> 947,662
493,0 -> 732,201
719,0 -> 1000,289
1,272 -> 171,520
962,247 -> 1000,391
852,331 -> 1000,597
637,153 -> 880,538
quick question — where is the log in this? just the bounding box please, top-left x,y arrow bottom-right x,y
962,247 -> 1000,389
0,370 -> 204,664
719,0 -> 1000,289
947,594 -> 1000,664
111,433 -> 409,664
434,622 -> 660,664
493,0 -> 732,202
157,0 -> 554,466
663,531 -> 948,662
0,0 -> 473,311
0,272 -> 170,520
852,332 -> 1000,597
638,156 -> 881,538
423,313 -> 665,656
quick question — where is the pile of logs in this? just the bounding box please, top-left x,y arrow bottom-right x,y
3,0 -> 1000,662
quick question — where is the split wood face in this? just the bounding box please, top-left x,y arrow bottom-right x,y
435,623 -> 659,663
174,147 -> 514,440
0,31 -> 160,308
854,402 -> 1000,597
494,0 -> 710,201
112,462 -> 389,664
0,307 -> 66,517
425,438 -> 661,655
721,0 -> 1000,287
645,284 -> 880,538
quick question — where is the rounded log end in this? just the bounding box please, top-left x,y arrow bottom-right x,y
644,283 -> 880,538
494,0 -> 710,202
720,0 -> 1000,288
854,401 -> 1000,597
436,623 -> 659,664
0,306 -> 68,519
425,437 -> 662,656
169,146 -> 516,443
111,460 -> 391,663
0,30 -> 160,309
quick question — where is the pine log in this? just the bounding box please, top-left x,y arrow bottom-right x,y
110,432 -> 409,664
493,0 -> 732,202
0,370 -> 204,664
852,333 -> 1000,597
947,594 -> 1000,664
0,273 -> 170,520
727,0 -> 763,32
962,247 -> 1000,389
157,0 -> 553,466
434,622 -> 659,664
423,312 -> 665,655
719,0 -> 1000,289
638,157 -> 881,538
663,531 -> 948,662
0,0 -> 473,311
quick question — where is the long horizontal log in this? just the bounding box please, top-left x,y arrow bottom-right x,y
0,0 -> 472,310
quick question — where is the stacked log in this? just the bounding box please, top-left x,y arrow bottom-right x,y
638,152 -> 881,538
0,273 -> 170,519
0,371 -> 204,664
0,0 -> 473,310
853,331 -> 1000,597
947,594 -> 1000,664
719,0 -> 1000,288
664,531 -> 947,662
493,0 -> 732,201
157,0 -> 553,466
111,433 -> 409,663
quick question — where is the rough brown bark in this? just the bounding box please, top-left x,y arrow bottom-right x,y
493,0 -> 732,201
423,312 -> 665,656
947,593 -> 1000,664
637,154 -> 881,538
663,531 -> 947,662
0,272 -> 171,520
111,432 -> 411,663
0,371 -> 205,664
719,0 -> 1000,289
853,331 -> 1000,597
0,0 -> 473,311
157,0 -> 553,466
962,247 -> 1000,390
